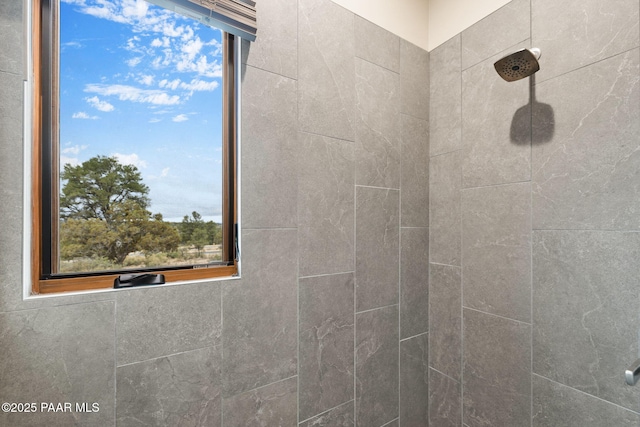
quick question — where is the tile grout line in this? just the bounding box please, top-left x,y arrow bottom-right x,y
459,32 -> 465,426
298,400 -> 355,425
531,373 -> 640,416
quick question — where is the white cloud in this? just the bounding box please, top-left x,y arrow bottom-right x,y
159,78 -> 181,90
138,74 -> 154,86
112,152 -> 147,169
127,57 -> 142,67
62,144 -> 88,155
179,79 -> 219,92
181,36 -> 203,59
85,83 -> 181,105
86,96 -> 115,112
172,114 -> 188,122
72,111 -> 98,119
60,155 -> 81,167
161,167 -> 170,177
148,117 -> 161,123
150,38 -> 163,47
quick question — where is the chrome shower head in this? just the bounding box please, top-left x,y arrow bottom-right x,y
494,48 -> 541,82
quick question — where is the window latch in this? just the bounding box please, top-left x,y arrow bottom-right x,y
114,273 -> 165,289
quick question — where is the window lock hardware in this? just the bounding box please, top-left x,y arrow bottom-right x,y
114,273 -> 165,289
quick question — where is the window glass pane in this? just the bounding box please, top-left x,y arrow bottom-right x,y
58,0 -> 224,274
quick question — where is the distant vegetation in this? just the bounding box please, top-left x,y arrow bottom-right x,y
59,155 -> 221,272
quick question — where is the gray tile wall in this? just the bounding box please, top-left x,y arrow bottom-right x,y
0,0 -> 429,426
429,0 -> 640,426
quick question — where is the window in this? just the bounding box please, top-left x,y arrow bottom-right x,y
30,0 -> 251,294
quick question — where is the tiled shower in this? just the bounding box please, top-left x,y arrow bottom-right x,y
0,0 -> 638,426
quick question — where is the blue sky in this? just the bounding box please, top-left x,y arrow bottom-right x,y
59,0 -> 224,222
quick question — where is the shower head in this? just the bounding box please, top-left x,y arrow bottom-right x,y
494,48 -> 541,82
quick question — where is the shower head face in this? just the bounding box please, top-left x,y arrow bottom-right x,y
494,48 -> 540,82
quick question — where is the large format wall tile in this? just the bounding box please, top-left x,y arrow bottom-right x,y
116,282 -> 221,366
355,16 -> 399,72
116,346 -> 221,426
0,0 -> 22,75
299,273 -> 354,421
400,227 -> 429,339
532,0 -> 640,82
223,378 -> 297,427
532,50 -> 640,230
462,182 -> 531,323
400,334 -> 429,427
298,132 -> 355,277
429,368 -> 462,427
401,114 -> 429,228
356,305 -> 399,427
429,263 -> 462,381
299,0 -> 355,141
429,151 -> 461,266
430,35 -> 462,156
461,0 -> 530,70
241,0 -> 297,79
300,401 -> 354,427
463,309 -> 531,427
0,302 -> 115,427
355,187 -> 399,312
0,71 -> 26,310
533,230 -> 640,412
400,39 -> 429,121
222,230 -> 298,397
532,374 -> 640,427
241,66 -> 297,229
355,58 -> 401,189
462,42 -> 531,188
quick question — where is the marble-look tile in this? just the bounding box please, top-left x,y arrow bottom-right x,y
400,334 -> 429,427
462,42 -> 531,188
381,419 -> 399,427
429,368 -> 462,427
355,58 -> 401,189
400,115 -> 429,227
0,0 -> 22,75
430,36 -> 462,156
462,182 -> 531,323
116,346 -> 221,426
0,70 -> 25,309
429,151 -> 461,266
400,227 -> 429,339
355,16 -> 399,72
400,40 -> 429,121
355,187 -> 399,312
429,264 -> 462,381
299,0 -> 355,141
222,229 -> 298,397
223,378 -> 297,427
241,65 -> 297,229
299,273 -> 354,420
532,230 -> 640,412
300,401 -> 354,427
0,302 -> 115,427
241,0 -> 297,79
116,281 -> 221,366
461,0 -> 530,70
298,132 -> 355,277
532,374 -> 640,427
463,309 -> 531,427
532,50 -> 640,230
532,0 -> 640,82
356,305 -> 399,427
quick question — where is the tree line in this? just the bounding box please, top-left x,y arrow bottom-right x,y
60,155 -> 221,265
